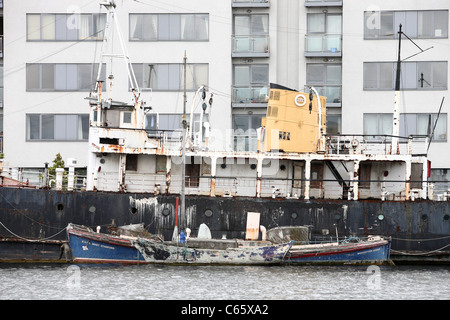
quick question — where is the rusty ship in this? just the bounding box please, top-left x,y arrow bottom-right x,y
0,2 -> 449,264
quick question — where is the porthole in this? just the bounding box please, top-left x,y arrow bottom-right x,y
250,164 -> 257,170
421,214 -> 428,221
162,207 -> 171,217
57,203 -> 64,211
89,206 -> 96,213
130,207 -> 138,215
444,214 -> 450,221
204,209 -> 213,218
291,212 -> 298,219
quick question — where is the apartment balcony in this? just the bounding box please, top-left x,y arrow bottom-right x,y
304,0 -> 342,7
232,85 -> 269,108
232,35 -> 270,58
232,0 -> 270,8
305,34 -> 342,57
307,85 -> 341,107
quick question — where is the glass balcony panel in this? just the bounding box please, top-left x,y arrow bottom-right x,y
232,35 -> 269,56
232,85 -> 269,104
305,34 -> 342,56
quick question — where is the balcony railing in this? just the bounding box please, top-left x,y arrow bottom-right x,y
232,85 -> 269,105
306,85 -> 341,106
232,35 -> 270,57
232,0 -> 270,8
305,0 -> 342,7
305,34 -> 342,57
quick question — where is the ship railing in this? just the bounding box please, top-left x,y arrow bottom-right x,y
93,171 -> 449,201
293,236 -> 388,247
325,134 -> 429,156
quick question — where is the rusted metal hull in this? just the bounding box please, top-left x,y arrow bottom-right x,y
0,186 -> 449,263
67,224 -> 292,265
0,238 -> 69,263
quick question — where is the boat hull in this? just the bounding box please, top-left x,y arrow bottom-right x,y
286,240 -> 392,265
1,187 -> 449,263
67,226 -> 146,264
67,225 -> 292,265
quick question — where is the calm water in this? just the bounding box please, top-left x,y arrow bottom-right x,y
0,264 -> 449,301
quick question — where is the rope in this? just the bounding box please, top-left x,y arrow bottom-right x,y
391,235 -> 450,242
0,221 -> 67,242
390,243 -> 450,256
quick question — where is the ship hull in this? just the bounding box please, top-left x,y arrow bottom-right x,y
0,187 -> 449,263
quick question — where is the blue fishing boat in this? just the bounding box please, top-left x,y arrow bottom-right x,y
285,236 -> 392,265
66,223 -> 293,265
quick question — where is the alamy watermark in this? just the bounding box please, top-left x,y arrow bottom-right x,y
366,265 -> 382,290
66,265 -> 81,289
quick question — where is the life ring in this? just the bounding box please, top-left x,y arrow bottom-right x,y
294,94 -> 307,107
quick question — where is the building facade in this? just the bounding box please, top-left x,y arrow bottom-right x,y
2,0 -> 449,184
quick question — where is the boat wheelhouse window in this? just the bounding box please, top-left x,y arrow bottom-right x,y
363,61 -> 448,90
26,114 -> 89,141
129,13 -> 209,41
126,154 -> 138,171
364,10 -> 448,39
26,13 -> 106,41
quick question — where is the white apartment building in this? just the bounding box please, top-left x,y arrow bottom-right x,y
2,0 -> 449,183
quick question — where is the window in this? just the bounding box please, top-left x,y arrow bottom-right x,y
126,154 -> 138,171
364,10 -> 448,39
233,14 -> 269,54
364,113 -> 447,142
327,113 -> 341,135
26,114 -> 89,141
306,13 -> 342,53
133,63 -> 208,91
232,64 -> 269,104
363,61 -> 448,90
232,114 -> 263,151
306,64 -> 342,104
400,113 -> 447,142
27,13 -> 106,40
129,14 -> 209,41
26,63 -> 105,91
363,114 -> 393,136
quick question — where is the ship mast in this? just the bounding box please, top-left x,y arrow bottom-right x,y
180,52 -> 187,231
390,24 -> 402,155
95,1 -> 144,128
390,24 -> 433,155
